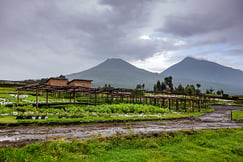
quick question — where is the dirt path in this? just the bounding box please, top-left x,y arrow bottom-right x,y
0,105 -> 243,147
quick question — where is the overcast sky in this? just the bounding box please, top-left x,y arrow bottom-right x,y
1,0 -> 243,80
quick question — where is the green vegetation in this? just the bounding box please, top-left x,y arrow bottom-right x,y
0,116 -> 17,123
0,87 -> 18,94
1,128 -> 243,161
232,100 -> 243,107
0,109 -> 212,124
153,76 -> 229,98
0,103 -> 213,124
232,110 -> 243,120
132,84 -> 145,96
154,76 -> 173,92
0,87 -> 72,105
0,85 -> 226,124
84,104 -> 169,114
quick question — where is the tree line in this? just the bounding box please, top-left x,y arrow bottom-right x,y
153,76 -> 224,96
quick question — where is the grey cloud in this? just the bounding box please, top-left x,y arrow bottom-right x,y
162,13 -> 233,37
0,0 -> 158,79
70,0 -> 158,59
222,49 -> 243,56
160,0 -> 243,44
0,0 -> 243,80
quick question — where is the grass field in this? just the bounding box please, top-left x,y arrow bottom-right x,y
0,128 -> 242,161
232,110 -> 243,120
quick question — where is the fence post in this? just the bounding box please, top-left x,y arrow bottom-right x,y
36,88 -> 39,108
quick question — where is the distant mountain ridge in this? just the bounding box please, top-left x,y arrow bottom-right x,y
66,58 -> 160,89
66,57 -> 243,95
161,57 -> 243,86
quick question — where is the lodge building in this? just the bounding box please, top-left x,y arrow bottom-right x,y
68,79 -> 92,88
46,78 -> 92,88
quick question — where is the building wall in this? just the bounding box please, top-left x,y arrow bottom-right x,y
69,80 -> 92,88
47,79 -> 67,86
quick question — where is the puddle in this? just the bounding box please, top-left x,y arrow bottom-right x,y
0,136 -> 20,142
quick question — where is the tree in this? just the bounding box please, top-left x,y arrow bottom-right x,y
133,84 -> 145,96
220,89 -> 224,95
156,80 -> 161,91
153,85 -> 157,92
216,89 -> 224,96
136,84 -> 142,90
142,84 -> 145,90
216,90 -> 221,95
175,84 -> 184,94
154,80 -> 162,92
164,76 -> 173,91
58,75 -> 66,79
196,83 -> 201,95
209,88 -> 214,94
196,83 -> 201,89
195,89 -> 201,96
185,84 -> 196,96
135,84 -> 145,90
104,84 -> 112,90
206,89 -> 210,94
206,88 -> 214,94
161,82 -> 166,91
153,77 -> 173,92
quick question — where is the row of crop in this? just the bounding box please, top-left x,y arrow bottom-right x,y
1,103 -> 213,121
82,103 -> 169,114
1,103 -> 172,115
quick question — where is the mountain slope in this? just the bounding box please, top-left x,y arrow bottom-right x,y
66,57 -> 243,95
161,57 -> 243,86
66,58 -> 161,89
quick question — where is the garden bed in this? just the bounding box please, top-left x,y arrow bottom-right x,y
58,115 -> 85,118
0,116 -> 198,127
16,116 -> 48,120
0,103 -> 214,127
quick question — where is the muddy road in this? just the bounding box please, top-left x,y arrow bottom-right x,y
0,105 -> 243,147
